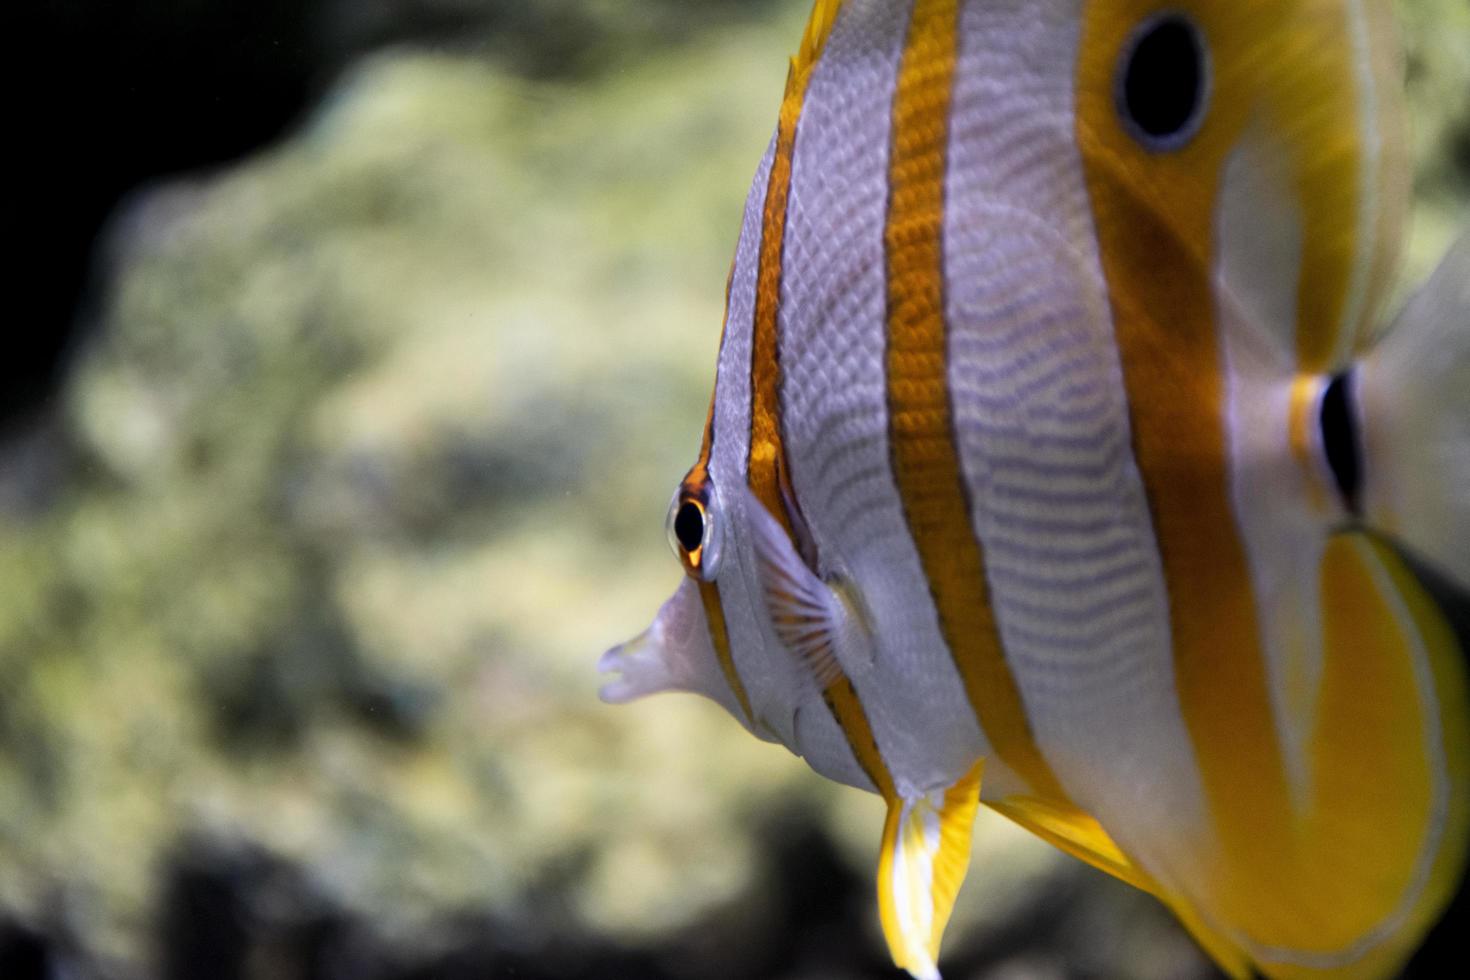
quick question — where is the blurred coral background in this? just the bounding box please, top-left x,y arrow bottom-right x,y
3,1 -> 1466,977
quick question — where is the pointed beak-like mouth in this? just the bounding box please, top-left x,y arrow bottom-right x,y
597,577 -> 757,729
596,629 -> 663,704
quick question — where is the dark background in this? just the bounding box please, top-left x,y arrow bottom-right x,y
9,0 -> 793,435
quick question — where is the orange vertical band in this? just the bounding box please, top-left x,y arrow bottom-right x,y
747,5 -> 892,797
883,0 -> 1070,806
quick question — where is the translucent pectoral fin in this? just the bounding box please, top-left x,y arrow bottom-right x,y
877,761 -> 984,980
743,486 -> 874,686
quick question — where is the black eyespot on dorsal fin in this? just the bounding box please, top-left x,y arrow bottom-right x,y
1116,13 -> 1210,151
1320,371 -> 1362,514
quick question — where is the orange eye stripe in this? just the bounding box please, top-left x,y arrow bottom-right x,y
700,577 -> 755,725
675,236 -> 749,721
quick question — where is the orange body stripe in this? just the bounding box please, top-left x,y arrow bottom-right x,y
1076,139 -> 1296,949
748,6 -> 892,797
1088,0 -> 1394,371
1073,0 -> 1312,945
1075,3 -> 1462,965
883,0 -> 1070,806
795,0 -> 846,78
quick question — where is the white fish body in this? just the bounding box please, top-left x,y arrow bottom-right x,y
601,1 -> 1470,977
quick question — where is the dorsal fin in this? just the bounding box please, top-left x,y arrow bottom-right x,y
790,0 -> 845,88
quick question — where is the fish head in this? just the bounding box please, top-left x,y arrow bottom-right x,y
599,469 -> 827,760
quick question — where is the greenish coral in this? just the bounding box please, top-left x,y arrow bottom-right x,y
3,10 -> 834,969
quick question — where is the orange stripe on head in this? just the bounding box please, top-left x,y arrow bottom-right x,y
677,253 -> 750,722
883,0 -> 1071,807
697,579 -> 755,726
675,442 -> 750,731
681,391 -> 718,493
1286,374 -> 1318,472
747,0 -> 892,797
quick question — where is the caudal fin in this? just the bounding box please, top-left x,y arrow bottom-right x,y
1357,231 -> 1470,589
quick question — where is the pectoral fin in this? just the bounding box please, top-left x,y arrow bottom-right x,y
876,761 -> 984,980
743,486 -> 874,686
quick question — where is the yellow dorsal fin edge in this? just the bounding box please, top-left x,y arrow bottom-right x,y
793,0 -> 845,81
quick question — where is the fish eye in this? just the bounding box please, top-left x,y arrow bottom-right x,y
665,486 -> 724,580
674,500 -> 705,553
1116,13 -> 1209,151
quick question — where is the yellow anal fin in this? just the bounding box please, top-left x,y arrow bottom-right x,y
990,797 -> 1253,977
1248,534 -> 1469,980
1165,901 -> 1254,980
987,796 -> 1156,895
877,761 -> 983,980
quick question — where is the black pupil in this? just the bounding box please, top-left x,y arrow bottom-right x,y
1122,17 -> 1203,141
1320,372 -> 1362,513
674,501 -> 705,554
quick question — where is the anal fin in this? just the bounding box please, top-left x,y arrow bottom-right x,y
877,761 -> 984,980
987,796 -> 1156,895
990,796 -> 1251,977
